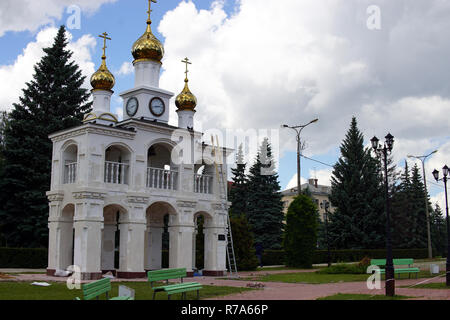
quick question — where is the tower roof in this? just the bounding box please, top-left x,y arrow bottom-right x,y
131,0 -> 164,64
175,57 -> 197,111
90,32 -> 115,92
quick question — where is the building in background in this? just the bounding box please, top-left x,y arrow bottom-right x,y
281,179 -> 334,221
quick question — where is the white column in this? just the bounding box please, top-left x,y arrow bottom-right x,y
118,221 -> 146,278
73,220 -> 103,280
72,193 -> 105,280
134,60 -> 161,88
177,109 -> 195,130
145,224 -> 164,270
48,220 -> 74,273
168,203 -> 196,274
92,90 -> 113,114
117,197 -> 147,278
101,222 -> 116,272
203,208 -> 227,276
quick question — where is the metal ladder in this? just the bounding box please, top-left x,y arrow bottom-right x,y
211,135 -> 239,278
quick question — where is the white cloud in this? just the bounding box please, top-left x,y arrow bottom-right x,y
431,192 -> 446,210
0,0 -> 117,37
117,62 -> 133,76
158,0 -> 450,166
284,167 -> 332,191
285,174 -> 308,191
0,27 -> 96,111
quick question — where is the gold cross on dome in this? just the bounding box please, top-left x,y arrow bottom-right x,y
147,0 -> 157,20
99,32 -> 111,57
181,57 -> 192,80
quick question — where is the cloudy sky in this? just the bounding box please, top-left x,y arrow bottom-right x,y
0,0 -> 449,208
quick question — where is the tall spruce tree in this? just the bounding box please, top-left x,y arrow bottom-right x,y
430,204 -> 447,257
229,144 -> 248,217
391,161 -> 413,248
0,111 -> 8,173
328,117 -> 385,249
246,138 -> 284,250
0,26 -> 92,247
405,164 -> 428,248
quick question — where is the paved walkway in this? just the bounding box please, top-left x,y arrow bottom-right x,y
1,267 -> 449,300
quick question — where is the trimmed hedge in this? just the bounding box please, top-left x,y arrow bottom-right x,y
0,248 -> 48,268
0,247 -> 430,269
262,248 -> 429,266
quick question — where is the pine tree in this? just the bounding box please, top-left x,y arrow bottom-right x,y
246,138 -> 284,250
229,144 -> 248,217
391,161 -> 414,248
405,164 -> 428,248
430,204 -> 447,257
284,194 -> 319,268
0,110 -> 8,174
328,117 -> 385,249
0,26 -> 92,248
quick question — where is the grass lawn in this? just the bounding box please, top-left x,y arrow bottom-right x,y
317,293 -> 412,300
257,272 -> 368,284
250,270 -> 445,284
0,281 -> 253,300
400,282 -> 450,290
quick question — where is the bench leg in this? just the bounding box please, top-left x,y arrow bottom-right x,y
153,291 -> 156,300
168,294 -> 171,300
197,290 -> 200,300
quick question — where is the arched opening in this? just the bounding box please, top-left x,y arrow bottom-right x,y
193,212 -> 213,274
104,145 -> 131,185
147,143 -> 179,190
193,164 -> 214,194
101,204 -> 126,274
145,202 -> 177,270
63,144 -> 78,184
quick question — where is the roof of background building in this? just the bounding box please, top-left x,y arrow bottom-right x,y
281,179 -> 331,196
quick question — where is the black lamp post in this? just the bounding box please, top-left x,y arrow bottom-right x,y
320,200 -> 331,267
432,165 -> 450,286
371,133 -> 395,297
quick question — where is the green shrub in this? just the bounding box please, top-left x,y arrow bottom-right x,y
0,248 -> 48,268
284,195 -> 318,268
262,250 -> 285,266
256,248 -> 429,266
230,214 -> 259,271
316,261 -> 367,275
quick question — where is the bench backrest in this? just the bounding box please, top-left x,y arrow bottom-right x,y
82,278 -> 111,300
393,258 -> 414,266
148,268 -> 186,283
370,259 -> 386,266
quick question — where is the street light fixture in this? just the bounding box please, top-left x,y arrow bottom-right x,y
282,118 -> 319,196
320,200 -> 331,267
371,133 -> 395,297
407,150 -> 439,259
433,165 -> 450,286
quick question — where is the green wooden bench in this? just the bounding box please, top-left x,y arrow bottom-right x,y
147,268 -> 202,300
370,258 -> 420,279
75,278 -> 133,300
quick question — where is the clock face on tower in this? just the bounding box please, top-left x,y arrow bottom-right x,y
149,97 -> 165,117
126,97 -> 139,117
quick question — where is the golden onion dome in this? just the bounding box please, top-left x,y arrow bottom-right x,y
132,18 -> 164,63
176,78 -> 197,111
90,56 -> 115,91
